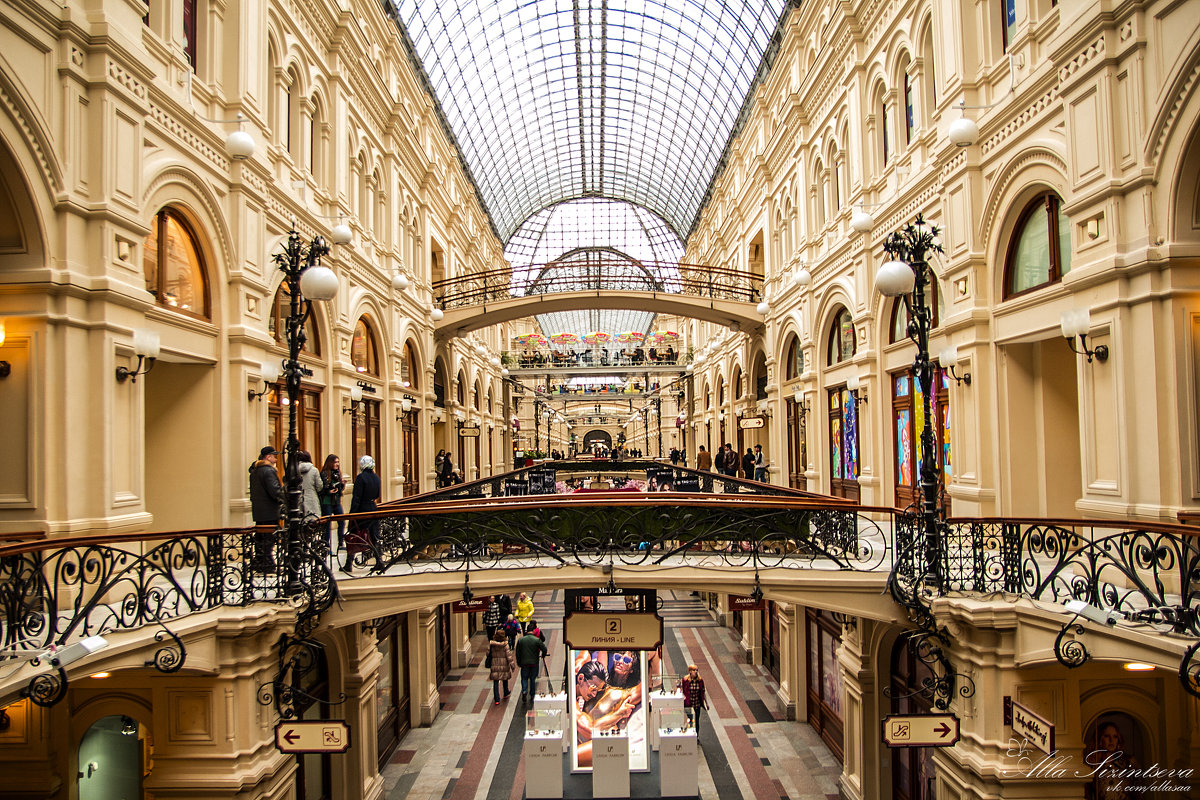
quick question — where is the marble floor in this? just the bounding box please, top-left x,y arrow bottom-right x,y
380,590 -> 842,800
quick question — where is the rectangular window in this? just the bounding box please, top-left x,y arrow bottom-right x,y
881,101 -> 890,164
183,0 -> 198,68
1001,0 -> 1017,52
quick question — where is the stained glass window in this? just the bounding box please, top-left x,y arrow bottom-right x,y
828,308 -> 856,365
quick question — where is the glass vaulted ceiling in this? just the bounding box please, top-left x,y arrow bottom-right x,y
392,0 -> 790,243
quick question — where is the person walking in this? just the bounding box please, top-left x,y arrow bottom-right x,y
503,614 -> 522,649
742,447 -> 755,480
678,664 -> 709,735
721,443 -> 739,476
515,625 -> 548,702
248,445 -> 284,570
486,628 -> 514,705
695,445 -> 712,471
439,451 -> 455,488
319,454 -> 346,551
345,455 -> 381,572
483,596 -> 503,642
297,451 -> 323,520
754,444 -> 767,483
516,592 -> 535,628
497,592 -> 514,623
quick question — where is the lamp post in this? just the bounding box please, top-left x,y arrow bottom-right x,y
875,213 -> 945,586
275,228 -> 339,592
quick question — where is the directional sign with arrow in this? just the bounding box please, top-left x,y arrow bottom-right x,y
881,713 -> 960,748
274,720 -> 352,754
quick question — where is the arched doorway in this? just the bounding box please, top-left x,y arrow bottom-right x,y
582,429 -> 611,454
78,715 -> 144,799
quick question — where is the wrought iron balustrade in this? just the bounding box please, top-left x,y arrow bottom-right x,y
892,516 -> 1200,632
432,260 -> 764,309
384,459 -> 842,505
0,523 -> 334,669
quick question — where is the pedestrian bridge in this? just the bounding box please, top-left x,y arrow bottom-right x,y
431,259 -> 765,336
2,460 -> 1199,707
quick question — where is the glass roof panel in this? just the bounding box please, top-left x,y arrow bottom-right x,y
391,0 -> 788,242
504,197 -> 682,347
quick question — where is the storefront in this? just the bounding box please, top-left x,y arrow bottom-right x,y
805,608 -> 844,761
375,615 -> 411,767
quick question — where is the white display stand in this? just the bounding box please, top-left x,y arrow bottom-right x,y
590,731 -> 630,799
523,732 -> 564,799
658,728 -> 699,797
650,691 -> 684,751
534,692 -> 569,752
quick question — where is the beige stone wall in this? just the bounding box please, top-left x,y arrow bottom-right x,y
684,0 -> 1200,523
0,0 -> 513,537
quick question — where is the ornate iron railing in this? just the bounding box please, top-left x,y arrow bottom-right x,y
0,522 -> 335,705
383,459 -> 844,505
360,496 -> 889,575
432,260 -> 764,309
4,496 -> 1200,707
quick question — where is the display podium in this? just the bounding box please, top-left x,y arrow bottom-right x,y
524,710 -> 564,799
658,708 -> 698,797
649,680 -> 683,751
533,685 -> 569,752
590,731 -> 630,799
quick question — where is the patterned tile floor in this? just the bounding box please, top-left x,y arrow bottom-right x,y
381,590 -> 842,799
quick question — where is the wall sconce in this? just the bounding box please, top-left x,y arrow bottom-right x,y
430,306 -> 444,322
391,272 -> 411,292
400,394 -> 415,413
938,345 -> 972,386
1061,308 -> 1109,363
248,360 -> 281,400
846,375 -> 868,405
115,329 -> 160,383
343,383 -> 365,415
791,263 -> 812,287
0,320 -> 9,378
432,407 -> 445,423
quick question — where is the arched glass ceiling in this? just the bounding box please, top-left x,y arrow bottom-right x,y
391,0 -> 789,242
504,198 -> 682,347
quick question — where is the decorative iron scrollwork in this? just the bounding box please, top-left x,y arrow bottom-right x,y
258,633 -> 344,720
1054,622 -> 1090,669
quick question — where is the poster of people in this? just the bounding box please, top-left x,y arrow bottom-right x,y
569,649 -> 657,771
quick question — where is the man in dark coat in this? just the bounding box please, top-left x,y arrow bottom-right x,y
721,444 -> 739,476
514,628 -> 548,702
742,448 -> 755,479
248,445 -> 283,569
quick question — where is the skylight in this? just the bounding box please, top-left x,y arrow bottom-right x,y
391,0 -> 789,242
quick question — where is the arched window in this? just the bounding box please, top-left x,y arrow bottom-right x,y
269,284 -> 321,355
401,340 -> 419,389
880,95 -> 891,165
1004,193 -> 1072,298
827,308 -> 856,365
309,94 -> 323,177
903,71 -> 915,145
784,335 -> 805,380
351,317 -> 379,375
889,281 -> 941,344
143,208 -> 210,319
456,371 -> 466,405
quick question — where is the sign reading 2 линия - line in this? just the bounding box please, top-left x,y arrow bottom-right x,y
563,612 -> 663,650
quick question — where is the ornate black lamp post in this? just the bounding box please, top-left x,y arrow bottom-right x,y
274,228 -> 340,591
875,214 -> 945,586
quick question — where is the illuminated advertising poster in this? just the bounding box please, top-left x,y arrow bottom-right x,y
569,649 -> 653,772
